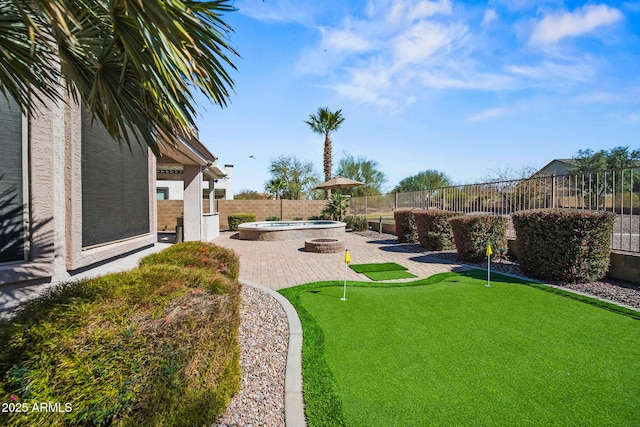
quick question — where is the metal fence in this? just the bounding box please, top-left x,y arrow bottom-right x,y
349,168 -> 640,253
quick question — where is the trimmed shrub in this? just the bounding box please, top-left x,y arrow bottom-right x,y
266,216 -> 281,221
227,213 -> 257,231
449,215 -> 508,262
1,243 -> 241,426
394,210 -> 418,243
140,241 -> 240,281
414,210 -> 463,250
511,209 -> 615,283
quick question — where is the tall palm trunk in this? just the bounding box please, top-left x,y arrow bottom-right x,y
324,135 -> 332,199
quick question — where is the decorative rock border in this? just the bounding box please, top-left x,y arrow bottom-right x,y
304,238 -> 345,253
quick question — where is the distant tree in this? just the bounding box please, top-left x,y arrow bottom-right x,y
482,165 -> 540,182
336,154 -> 387,197
570,146 -> 640,172
265,179 -> 286,200
268,156 -> 320,200
304,107 -> 345,198
235,190 -> 269,200
569,146 -> 640,208
393,170 -> 452,192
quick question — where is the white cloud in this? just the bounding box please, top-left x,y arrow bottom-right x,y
237,0 -> 317,24
530,4 -> 623,45
293,0 -> 627,108
383,0 -> 453,25
393,21 -> 467,64
333,61 -> 395,107
573,88 -> 640,104
506,60 -> 595,84
482,9 -> 498,27
321,27 -> 372,53
466,107 -> 510,123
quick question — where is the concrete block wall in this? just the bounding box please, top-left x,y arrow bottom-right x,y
155,199 -> 214,231
157,200 -> 183,231
609,252 -> 640,284
217,200 -> 327,230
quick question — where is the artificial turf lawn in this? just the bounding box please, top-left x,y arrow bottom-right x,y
280,270 -> 640,427
360,270 -> 417,281
349,262 -> 408,273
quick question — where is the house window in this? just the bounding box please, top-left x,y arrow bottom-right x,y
157,188 -> 169,200
0,97 -> 28,264
81,108 -> 150,247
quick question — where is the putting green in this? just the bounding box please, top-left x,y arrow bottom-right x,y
349,262 -> 408,273
282,271 -> 640,427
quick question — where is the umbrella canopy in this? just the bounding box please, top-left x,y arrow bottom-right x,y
314,176 -> 363,190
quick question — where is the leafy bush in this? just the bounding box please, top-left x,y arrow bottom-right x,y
344,215 -> 369,231
292,217 -> 303,221
394,210 -> 418,243
266,216 -> 281,221
449,215 -> 508,262
227,213 -> 257,230
414,210 -> 463,250
1,243 -> 241,427
511,209 -> 615,283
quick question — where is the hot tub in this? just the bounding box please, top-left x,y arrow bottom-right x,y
238,220 -> 346,241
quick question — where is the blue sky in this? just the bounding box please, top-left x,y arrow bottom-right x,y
195,0 -> 640,194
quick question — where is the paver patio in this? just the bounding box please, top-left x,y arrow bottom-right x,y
211,231 -> 469,290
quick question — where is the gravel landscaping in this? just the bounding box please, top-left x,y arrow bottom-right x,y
215,284 -> 288,427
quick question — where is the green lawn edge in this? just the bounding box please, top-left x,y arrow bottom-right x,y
348,262 -> 408,273
278,269 -> 640,427
361,270 -> 417,280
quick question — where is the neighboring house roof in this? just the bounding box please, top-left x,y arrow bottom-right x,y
532,159 -> 578,177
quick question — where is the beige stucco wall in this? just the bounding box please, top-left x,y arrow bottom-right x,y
1,91 -> 157,288
217,199 -> 327,230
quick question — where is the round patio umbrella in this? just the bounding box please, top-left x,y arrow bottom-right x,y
314,176 -> 363,221
314,176 -> 363,190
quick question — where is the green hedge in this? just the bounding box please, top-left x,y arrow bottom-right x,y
0,243 -> 241,427
394,210 -> 418,243
227,213 -> 257,231
449,215 -> 508,262
414,210 -> 463,250
511,209 -> 615,283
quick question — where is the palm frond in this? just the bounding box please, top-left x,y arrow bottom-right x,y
1,0 -> 239,154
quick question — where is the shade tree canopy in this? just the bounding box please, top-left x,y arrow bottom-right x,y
268,156 -> 320,200
393,169 -> 452,192
335,154 -> 387,197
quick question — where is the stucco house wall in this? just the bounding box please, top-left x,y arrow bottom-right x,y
0,91 -> 159,315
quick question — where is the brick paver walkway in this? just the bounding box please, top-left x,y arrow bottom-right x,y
211,231 -> 470,290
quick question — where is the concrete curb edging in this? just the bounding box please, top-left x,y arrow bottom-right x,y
240,280 -> 306,427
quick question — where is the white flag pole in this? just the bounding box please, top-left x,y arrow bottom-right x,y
342,262 -> 347,301
486,245 -> 492,287
342,249 -> 350,301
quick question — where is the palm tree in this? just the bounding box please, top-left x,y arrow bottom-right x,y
0,0 -> 238,156
304,107 -> 345,198
265,178 -> 286,200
